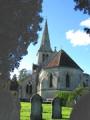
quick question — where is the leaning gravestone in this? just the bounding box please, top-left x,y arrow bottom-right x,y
0,80 -> 20,120
52,97 -> 62,119
30,94 -> 42,120
70,93 -> 90,120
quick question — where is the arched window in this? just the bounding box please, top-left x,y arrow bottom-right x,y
46,54 -> 49,59
30,84 -> 32,94
66,74 -> 70,88
42,54 -> 45,62
26,84 -> 29,93
26,83 -> 32,94
42,54 -> 49,62
49,74 -> 53,87
86,79 -> 88,85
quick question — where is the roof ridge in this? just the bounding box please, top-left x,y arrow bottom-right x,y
61,50 -> 83,70
58,50 -> 62,65
45,49 -> 83,71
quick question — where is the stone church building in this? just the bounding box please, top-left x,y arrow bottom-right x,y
19,21 -> 90,100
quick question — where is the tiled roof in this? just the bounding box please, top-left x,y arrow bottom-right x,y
45,49 -> 83,71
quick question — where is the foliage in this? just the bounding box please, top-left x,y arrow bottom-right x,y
10,74 -> 19,91
66,88 -> 84,106
18,69 -> 30,82
74,0 -> 90,14
73,0 -> 90,35
74,85 -> 84,96
55,79 -> 89,106
56,91 -> 74,106
0,0 -> 43,81
56,91 -> 70,100
84,27 -> 90,35
56,85 -> 85,106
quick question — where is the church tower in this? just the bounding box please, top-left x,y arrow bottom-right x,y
38,20 -> 53,65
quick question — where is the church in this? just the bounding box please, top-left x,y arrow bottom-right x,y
19,21 -> 90,101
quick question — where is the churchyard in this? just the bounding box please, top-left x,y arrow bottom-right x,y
20,102 -> 72,120
20,94 -> 72,120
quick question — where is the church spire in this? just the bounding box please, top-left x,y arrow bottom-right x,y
39,20 -> 52,52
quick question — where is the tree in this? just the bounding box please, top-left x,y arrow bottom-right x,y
73,0 -> 90,35
84,27 -> 90,35
18,69 -> 31,82
74,0 -> 90,14
0,1 -> 43,119
10,74 -> 19,91
0,0 -> 43,84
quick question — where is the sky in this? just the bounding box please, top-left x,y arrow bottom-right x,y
11,0 -> 90,77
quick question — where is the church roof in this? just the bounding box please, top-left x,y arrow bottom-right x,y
38,20 -> 52,52
45,49 -> 83,71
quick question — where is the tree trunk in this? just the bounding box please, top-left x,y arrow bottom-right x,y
0,80 -> 20,120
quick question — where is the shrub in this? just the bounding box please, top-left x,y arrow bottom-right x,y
56,91 -> 74,106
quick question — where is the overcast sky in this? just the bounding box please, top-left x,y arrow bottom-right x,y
11,0 -> 90,77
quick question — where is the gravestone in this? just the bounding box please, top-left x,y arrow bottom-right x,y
30,94 -> 42,120
52,97 -> 62,119
70,93 -> 90,120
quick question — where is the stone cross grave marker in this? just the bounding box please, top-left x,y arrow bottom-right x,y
30,94 -> 42,120
52,97 -> 62,119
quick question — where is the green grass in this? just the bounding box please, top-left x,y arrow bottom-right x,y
20,102 -> 72,120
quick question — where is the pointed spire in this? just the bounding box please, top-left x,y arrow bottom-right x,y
39,20 -> 52,52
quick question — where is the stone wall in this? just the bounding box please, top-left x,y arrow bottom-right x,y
38,67 -> 83,99
37,89 -> 60,99
19,76 -> 32,100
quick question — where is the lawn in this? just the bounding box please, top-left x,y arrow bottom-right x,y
20,102 -> 72,120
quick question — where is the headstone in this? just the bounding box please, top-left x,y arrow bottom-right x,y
30,94 -> 42,120
70,93 -> 90,120
52,97 -> 62,119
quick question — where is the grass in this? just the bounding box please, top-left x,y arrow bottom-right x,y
20,102 -> 72,120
